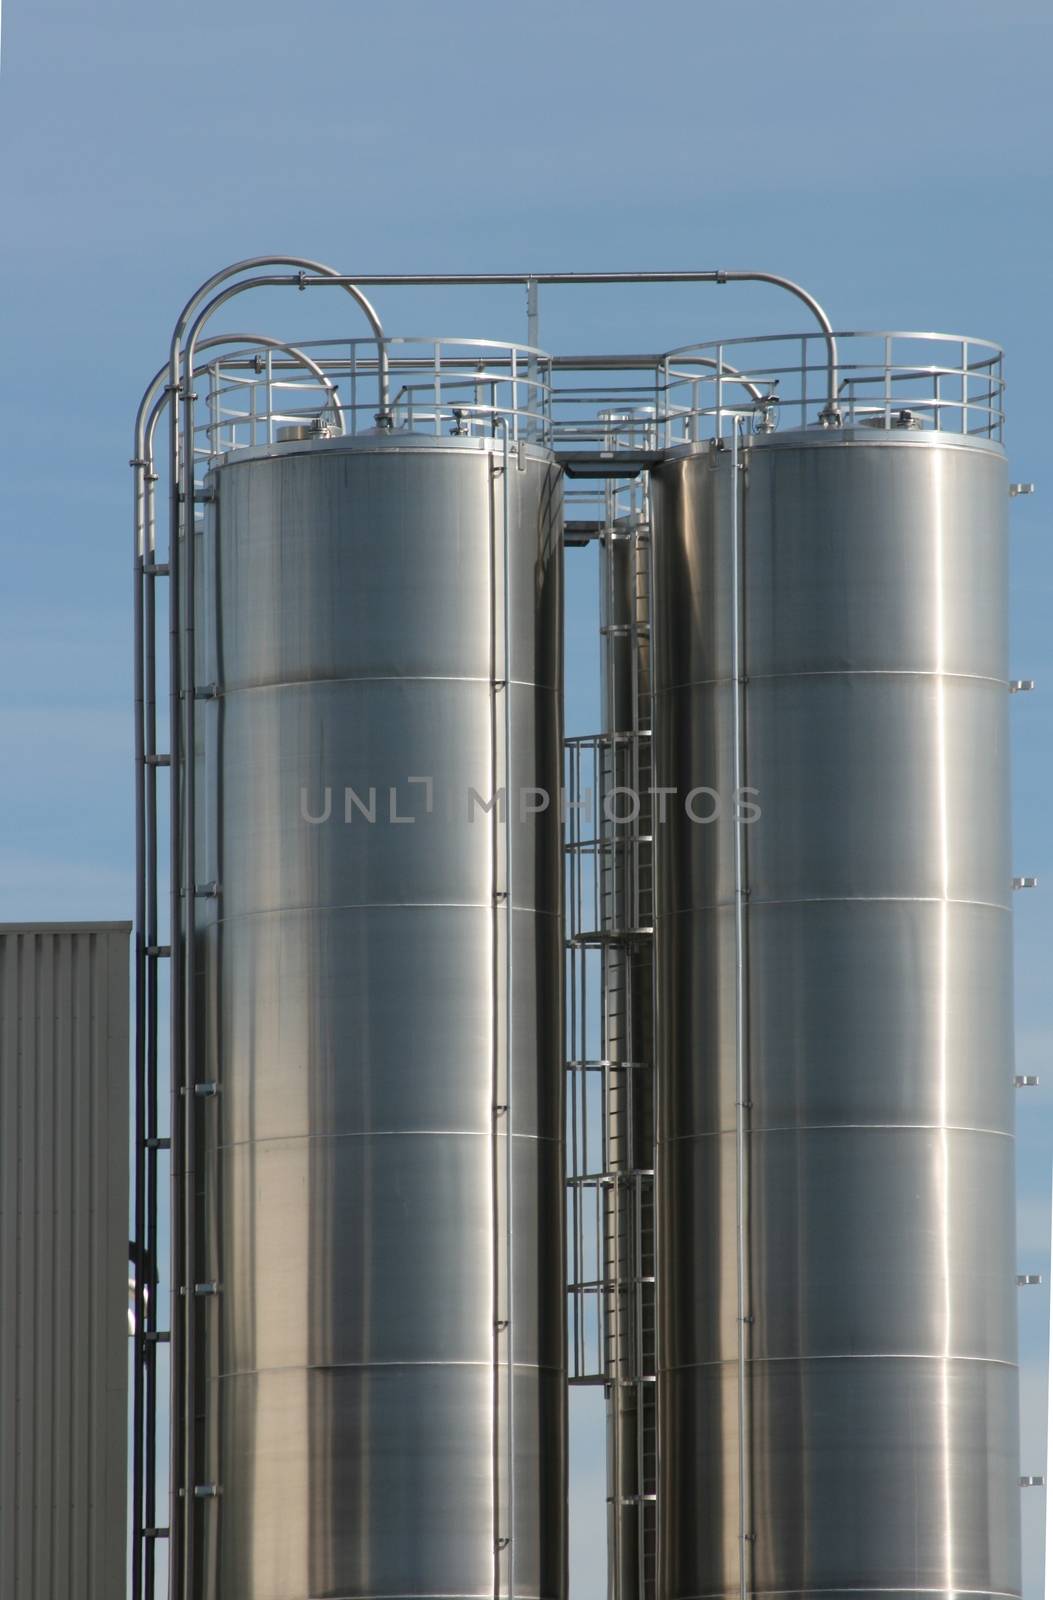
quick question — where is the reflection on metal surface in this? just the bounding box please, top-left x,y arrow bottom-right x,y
190,435 -> 566,1599
652,430 -> 1020,1600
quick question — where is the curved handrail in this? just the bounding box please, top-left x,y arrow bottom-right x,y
137,333 -> 343,463
711,270 -> 839,420
169,255 -> 388,415
160,255 -> 389,1598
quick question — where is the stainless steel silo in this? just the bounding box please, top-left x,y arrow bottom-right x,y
651,427 -> 1021,1600
189,431 -> 566,1599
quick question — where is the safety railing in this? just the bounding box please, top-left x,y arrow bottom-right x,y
197,335 -> 554,458
662,329 -> 1005,443
197,331 -> 1005,462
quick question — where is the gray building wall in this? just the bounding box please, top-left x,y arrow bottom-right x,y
0,923 -> 130,1599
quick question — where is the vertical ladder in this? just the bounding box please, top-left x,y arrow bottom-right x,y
565,408 -> 657,1600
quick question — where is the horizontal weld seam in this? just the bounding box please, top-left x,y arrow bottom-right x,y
675,1590 -> 1022,1600
662,1353 -> 1019,1372
654,667 -> 1008,694
657,895 -> 1011,915
199,901 -> 562,927
211,674 -> 560,695
210,1129 -> 560,1151
209,1359 -> 565,1379
659,1124 -> 1014,1141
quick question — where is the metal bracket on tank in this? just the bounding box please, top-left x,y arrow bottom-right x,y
1013,876 -> 1038,890
1017,1274 -> 1043,1286
1010,483 -> 1036,497
1014,1075 -> 1040,1087
1010,679 -> 1036,693
1021,1476 -> 1045,1487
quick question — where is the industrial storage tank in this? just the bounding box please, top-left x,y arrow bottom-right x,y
189,429 -> 566,1599
651,416 -> 1020,1599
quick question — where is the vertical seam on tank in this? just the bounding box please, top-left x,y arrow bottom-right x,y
731,422 -> 754,1594
933,447 -> 956,1591
489,449 -> 502,1600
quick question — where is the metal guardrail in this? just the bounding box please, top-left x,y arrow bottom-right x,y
200,329 -> 1004,462
197,335 -> 553,456
661,328 -> 1005,442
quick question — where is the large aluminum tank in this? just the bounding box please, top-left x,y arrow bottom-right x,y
190,432 -> 566,1599
651,427 -> 1020,1600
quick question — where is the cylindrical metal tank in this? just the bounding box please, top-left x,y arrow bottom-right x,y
651,427 -> 1020,1600
190,432 -> 566,1600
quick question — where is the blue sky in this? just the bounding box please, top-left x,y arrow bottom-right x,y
1,0 -> 1051,1594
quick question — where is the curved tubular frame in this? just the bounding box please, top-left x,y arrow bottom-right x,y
666,352 -> 769,409
200,339 -> 345,442
307,268 -> 840,420
716,270 -> 839,419
143,332 -> 344,467
130,317 -> 367,1600
170,261 -> 387,1597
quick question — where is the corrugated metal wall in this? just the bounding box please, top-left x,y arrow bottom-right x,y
0,923 -> 130,1599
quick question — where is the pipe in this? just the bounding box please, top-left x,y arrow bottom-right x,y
170,257 -> 389,418
131,319 -> 356,1600
497,415 -> 516,1600
174,280 -> 346,1596
297,270 -> 838,419
141,334 -> 343,458
715,271 -> 839,421
204,343 -> 345,439
130,419 -> 147,1600
142,449 -> 160,1600
487,414 -> 516,1598
132,315 -> 356,1600
730,417 -> 753,1600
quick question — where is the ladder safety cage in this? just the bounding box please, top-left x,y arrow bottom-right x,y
564,402 -> 658,1600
